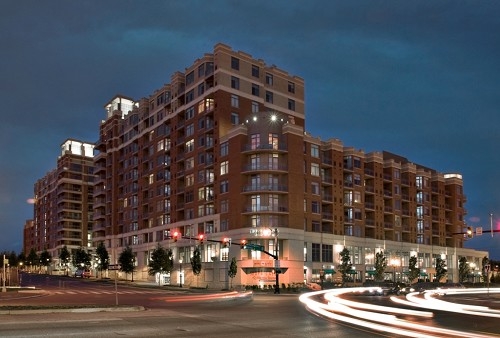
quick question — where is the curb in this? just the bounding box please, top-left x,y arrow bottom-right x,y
0,306 -> 145,315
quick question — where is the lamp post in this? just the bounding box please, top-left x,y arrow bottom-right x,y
2,254 -> 6,292
179,259 -> 183,288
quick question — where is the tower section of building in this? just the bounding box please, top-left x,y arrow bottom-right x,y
30,139 -> 95,267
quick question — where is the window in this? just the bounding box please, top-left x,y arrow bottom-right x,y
322,244 -> 333,262
311,163 -> 320,176
251,134 -> 260,149
186,123 -> 194,136
231,57 -> 239,70
252,65 -> 260,77
220,142 -> 229,156
311,144 -> 319,158
251,195 -> 261,212
265,91 -> 273,103
251,83 -> 260,96
250,154 -> 260,170
186,89 -> 194,103
186,174 -> 194,187
186,71 -> 194,85
251,101 -> 259,113
231,95 -> 239,108
185,139 -> 194,152
311,182 -> 320,195
269,153 -> 278,169
288,99 -> 295,111
354,174 -> 361,186
311,201 -> 320,213
265,73 -> 273,85
231,112 -> 239,125
186,106 -> 195,119
221,200 -> 228,213
220,180 -> 229,193
288,81 -> 295,93
220,161 -> 229,175
231,76 -> 240,89
268,133 -> 278,149
312,243 -> 320,262
198,83 -> 205,96
198,64 -> 205,78
185,157 -> 194,170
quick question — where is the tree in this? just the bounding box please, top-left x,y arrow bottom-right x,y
39,249 -> 52,273
228,257 -> 238,289
374,251 -> 387,281
59,246 -> 71,276
119,246 -> 135,281
95,242 -> 110,278
338,247 -> 353,286
148,244 -> 174,284
191,246 -> 202,286
482,256 -> 490,283
458,257 -> 470,283
72,247 -> 91,269
435,256 -> 447,283
407,255 -> 420,284
27,248 -> 39,271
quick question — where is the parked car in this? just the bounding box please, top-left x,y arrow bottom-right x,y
74,268 -> 91,278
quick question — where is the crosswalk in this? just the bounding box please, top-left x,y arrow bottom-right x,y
47,288 -> 175,295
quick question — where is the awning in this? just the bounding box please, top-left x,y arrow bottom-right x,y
420,272 -> 428,277
366,271 -> 376,275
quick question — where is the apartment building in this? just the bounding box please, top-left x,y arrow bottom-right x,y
91,43 -> 486,287
27,139 -> 95,267
28,43 -> 486,286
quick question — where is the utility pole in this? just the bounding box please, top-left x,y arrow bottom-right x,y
2,254 -> 6,292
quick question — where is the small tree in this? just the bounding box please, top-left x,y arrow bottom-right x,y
458,257 -> 470,283
228,257 -> 238,289
435,256 -> 447,283
119,246 -> 135,281
482,256 -> 490,283
39,249 -> 52,274
408,255 -> 420,284
191,247 -> 202,286
59,246 -> 71,276
95,242 -> 110,278
27,248 -> 39,272
338,247 -> 353,286
72,247 -> 91,270
148,244 -> 174,285
374,251 -> 387,281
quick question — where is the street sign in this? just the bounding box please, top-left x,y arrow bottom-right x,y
108,264 -> 121,270
244,243 -> 264,251
476,227 -> 483,236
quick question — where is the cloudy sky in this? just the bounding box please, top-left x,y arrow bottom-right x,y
1,1 -> 499,258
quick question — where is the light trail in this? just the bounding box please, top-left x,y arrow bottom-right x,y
299,287 -> 500,338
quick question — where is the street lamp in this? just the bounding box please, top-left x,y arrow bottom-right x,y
179,259 -> 183,288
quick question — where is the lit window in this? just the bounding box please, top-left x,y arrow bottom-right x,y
311,163 -> 320,176
311,144 -> 319,158
220,161 -> 229,175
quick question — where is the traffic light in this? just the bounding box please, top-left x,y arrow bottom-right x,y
240,239 -> 247,249
198,234 -> 205,242
466,226 -> 473,238
222,237 -> 231,248
172,231 -> 180,242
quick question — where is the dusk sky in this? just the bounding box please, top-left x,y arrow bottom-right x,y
1,1 -> 499,258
